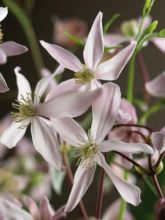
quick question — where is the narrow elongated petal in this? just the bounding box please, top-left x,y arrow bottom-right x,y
39,197 -> 55,219
97,153 -> 141,206
104,33 -> 129,47
95,41 -> 136,80
40,41 -> 82,72
0,121 -> 28,148
91,82 -> 121,143
65,164 -> 96,212
37,88 -> 101,118
0,72 -> 9,93
83,12 -> 104,69
0,48 -> 7,64
151,132 -> 165,154
100,140 -> 154,154
14,67 -> 32,101
31,117 -> 63,169
53,117 -> 88,147
152,38 -> 165,53
0,7 -> 8,22
145,72 -> 165,97
0,41 -> 28,56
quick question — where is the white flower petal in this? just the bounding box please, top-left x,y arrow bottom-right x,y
97,153 -> 141,206
53,117 -> 88,147
0,7 -> 8,22
104,33 -> 129,47
0,72 -> 9,93
0,48 -> 7,64
152,38 -> 165,53
0,121 -> 28,148
91,82 -> 121,143
95,41 -> 136,80
145,71 -> 165,97
40,41 -> 82,72
14,67 -> 32,101
83,12 -> 104,69
37,88 -> 101,118
64,164 -> 96,213
151,132 -> 165,154
100,140 -> 154,155
0,41 -> 28,56
31,117 -> 63,170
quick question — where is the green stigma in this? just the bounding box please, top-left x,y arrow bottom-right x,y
75,142 -> 97,166
11,93 -> 36,122
121,19 -> 138,37
74,66 -> 94,84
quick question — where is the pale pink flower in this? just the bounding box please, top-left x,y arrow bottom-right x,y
0,193 -> 32,220
54,82 -> 154,212
145,71 -> 165,97
40,12 -> 136,91
23,196 -> 66,220
0,72 -> 9,93
0,7 -> 28,64
0,67 -> 100,169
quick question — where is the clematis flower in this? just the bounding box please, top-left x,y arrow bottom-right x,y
145,71 -> 165,97
0,72 -> 9,93
0,193 -> 32,220
23,196 -> 66,220
54,82 -> 154,212
40,12 -> 136,91
0,7 -> 28,64
0,67 -> 100,169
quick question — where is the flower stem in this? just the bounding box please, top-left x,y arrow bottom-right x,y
62,152 -> 89,220
126,54 -> 136,103
3,0 -> 44,77
95,166 -> 105,219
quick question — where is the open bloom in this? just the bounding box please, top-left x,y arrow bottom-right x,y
145,71 -> 165,97
0,67 -> 100,170
0,7 -> 28,64
40,12 -> 136,91
54,82 -> 154,212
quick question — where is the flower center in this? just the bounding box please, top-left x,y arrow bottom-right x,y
11,93 -> 36,122
74,66 -> 94,84
75,142 -> 97,166
0,25 -> 3,42
121,20 -> 138,37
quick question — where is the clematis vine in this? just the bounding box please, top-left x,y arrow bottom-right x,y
54,82 -> 154,212
40,12 -> 136,91
0,67 -> 100,170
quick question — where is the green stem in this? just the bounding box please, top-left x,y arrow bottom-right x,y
139,101 -> 163,125
126,55 -> 136,103
3,0 -> 44,77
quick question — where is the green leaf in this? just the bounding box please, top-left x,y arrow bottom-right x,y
159,29 -> 165,37
103,13 -> 120,34
142,21 -> 158,37
143,0 -> 155,16
64,32 -> 84,46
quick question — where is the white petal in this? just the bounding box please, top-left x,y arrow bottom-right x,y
95,41 -> 136,80
53,65 -> 65,76
31,117 -> 63,169
145,71 -> 165,97
0,72 -> 9,93
0,121 -> 28,148
91,82 -> 121,143
14,67 -> 32,101
97,153 -> 141,206
53,117 -> 88,147
37,88 -> 101,118
0,41 -> 28,56
100,140 -> 154,155
0,7 -> 8,22
64,164 -> 96,213
83,12 -> 104,69
104,33 -> 128,47
152,38 -> 165,53
0,48 -> 7,64
40,41 -> 82,72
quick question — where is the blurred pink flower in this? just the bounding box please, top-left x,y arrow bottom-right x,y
53,17 -> 87,46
